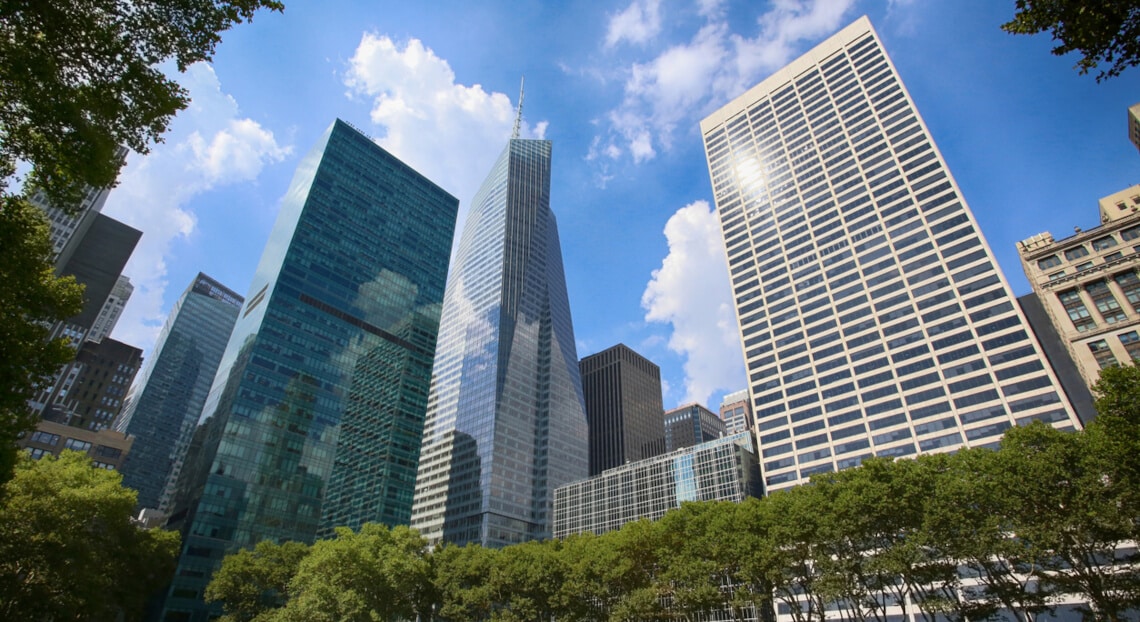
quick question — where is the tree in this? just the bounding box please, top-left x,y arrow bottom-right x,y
0,199 -> 83,484
0,0 -> 282,484
273,524 -> 433,622
922,448 -> 1051,622
204,539 -> 309,622
1002,0 -> 1140,81
0,0 -> 284,205
0,451 -> 180,621
433,543 -> 497,622
489,539 -> 568,622
999,422 -> 1140,621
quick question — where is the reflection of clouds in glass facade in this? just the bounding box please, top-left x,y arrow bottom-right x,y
160,120 -> 457,621
411,139 -> 588,549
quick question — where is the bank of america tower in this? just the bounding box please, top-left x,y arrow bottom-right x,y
410,136 -> 589,548
700,17 -> 1082,492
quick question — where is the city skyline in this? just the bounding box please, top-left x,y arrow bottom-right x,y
96,1 -> 1138,414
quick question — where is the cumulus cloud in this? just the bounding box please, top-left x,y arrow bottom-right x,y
642,200 -> 743,407
606,0 -> 663,47
101,63 -> 291,353
597,0 -> 857,163
344,34 -> 547,232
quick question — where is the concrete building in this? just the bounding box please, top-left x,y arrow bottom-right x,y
552,431 -> 761,539
39,337 -> 142,431
664,403 -> 726,452
159,120 -> 457,621
1017,184 -> 1140,389
700,16 -> 1080,492
719,389 -> 754,435
115,273 -> 243,514
410,136 -> 589,550
22,419 -> 134,471
28,213 -> 141,417
579,344 -> 666,476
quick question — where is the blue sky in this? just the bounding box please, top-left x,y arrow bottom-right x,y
101,0 -> 1139,413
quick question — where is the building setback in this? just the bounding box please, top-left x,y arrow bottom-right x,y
579,343 -> 666,476
700,16 -> 1081,492
115,273 -> 243,514
553,431 -> 761,539
410,137 -> 589,549
158,119 -> 457,621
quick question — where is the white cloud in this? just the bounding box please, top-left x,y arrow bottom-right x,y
606,0 -> 663,47
344,33 -> 547,234
601,0 -> 857,163
642,200 -> 743,407
101,63 -> 291,354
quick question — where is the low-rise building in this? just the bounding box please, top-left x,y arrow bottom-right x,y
21,420 -> 133,471
552,431 -> 761,538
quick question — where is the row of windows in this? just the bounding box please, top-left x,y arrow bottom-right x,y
1058,271 -> 1140,332
1037,229 -> 1134,271
1088,329 -> 1140,369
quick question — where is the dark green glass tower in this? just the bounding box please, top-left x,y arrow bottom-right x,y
159,120 -> 457,621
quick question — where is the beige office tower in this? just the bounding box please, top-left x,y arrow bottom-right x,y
700,16 -> 1081,492
1018,184 -> 1140,387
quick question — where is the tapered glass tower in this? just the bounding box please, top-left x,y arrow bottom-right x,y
700,17 -> 1081,492
410,138 -> 588,548
159,120 -> 457,621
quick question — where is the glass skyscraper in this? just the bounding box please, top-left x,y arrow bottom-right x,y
115,273 -> 243,514
700,17 -> 1082,492
159,120 -> 457,621
409,138 -> 588,549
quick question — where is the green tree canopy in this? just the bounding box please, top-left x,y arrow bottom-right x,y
274,524 -> 433,622
0,451 -> 180,621
204,539 -> 309,622
1003,0 -> 1140,81
0,0 -> 284,205
0,199 -> 82,482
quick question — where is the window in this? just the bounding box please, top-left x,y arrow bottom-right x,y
63,439 -> 92,452
1048,271 -> 1066,281
1092,236 -> 1118,251
1064,246 -> 1089,261
1037,255 -> 1061,270
1058,290 -> 1096,332
28,431 -> 60,446
1105,251 -> 1124,262
1121,224 -> 1140,241
1087,281 -> 1127,324
1076,261 -> 1095,272
1114,271 -> 1140,311
1119,331 -> 1140,360
1088,339 -> 1118,369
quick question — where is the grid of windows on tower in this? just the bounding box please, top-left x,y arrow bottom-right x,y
701,19 -> 1078,491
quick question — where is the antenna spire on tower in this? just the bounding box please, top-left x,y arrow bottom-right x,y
511,76 -> 525,139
